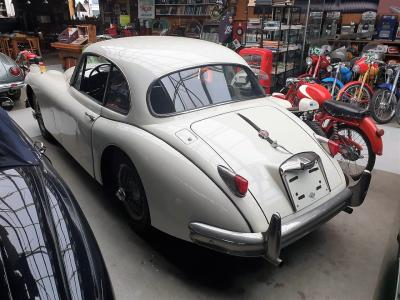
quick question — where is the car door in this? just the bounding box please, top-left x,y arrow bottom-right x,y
61,54 -> 111,175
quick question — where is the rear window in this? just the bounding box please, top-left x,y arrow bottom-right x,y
149,64 -> 265,115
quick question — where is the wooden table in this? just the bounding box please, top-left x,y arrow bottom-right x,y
10,36 -> 40,58
51,42 -> 84,69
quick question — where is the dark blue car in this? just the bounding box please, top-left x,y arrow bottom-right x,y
0,108 -> 114,299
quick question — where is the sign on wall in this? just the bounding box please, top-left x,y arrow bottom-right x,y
138,0 -> 155,19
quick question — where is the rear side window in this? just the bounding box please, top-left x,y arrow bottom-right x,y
104,66 -> 130,114
149,64 -> 264,115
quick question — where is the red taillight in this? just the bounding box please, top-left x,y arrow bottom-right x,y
328,140 -> 340,157
9,66 -> 21,77
234,175 -> 248,196
376,129 -> 384,137
218,166 -> 249,197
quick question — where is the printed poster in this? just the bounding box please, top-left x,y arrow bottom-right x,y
138,0 -> 155,19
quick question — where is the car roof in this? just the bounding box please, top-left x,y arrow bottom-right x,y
84,36 -> 248,79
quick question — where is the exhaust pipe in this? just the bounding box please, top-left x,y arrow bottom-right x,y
0,97 -> 14,111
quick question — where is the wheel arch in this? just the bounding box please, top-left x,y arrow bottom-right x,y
100,145 -> 136,186
321,77 -> 344,88
338,81 -> 374,100
26,85 -> 35,109
92,124 -> 257,240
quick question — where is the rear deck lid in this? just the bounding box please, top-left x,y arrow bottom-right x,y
191,105 -> 343,219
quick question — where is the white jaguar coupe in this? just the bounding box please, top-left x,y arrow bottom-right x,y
25,37 -> 371,264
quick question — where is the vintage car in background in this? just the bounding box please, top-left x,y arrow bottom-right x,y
0,108 -> 114,299
0,52 -> 25,110
25,37 -> 371,264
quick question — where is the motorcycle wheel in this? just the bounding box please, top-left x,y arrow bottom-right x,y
396,99 -> 400,125
337,82 -> 372,109
370,89 -> 397,124
321,82 -> 341,99
329,125 -> 375,181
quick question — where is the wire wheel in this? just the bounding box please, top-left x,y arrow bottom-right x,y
339,83 -> 372,109
370,89 -> 397,124
117,163 -> 145,221
331,126 -> 375,180
112,155 -> 150,231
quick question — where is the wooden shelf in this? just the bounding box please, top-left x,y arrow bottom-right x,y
385,53 -> 400,57
327,39 -> 400,44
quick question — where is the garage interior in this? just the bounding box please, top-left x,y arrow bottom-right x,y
7,74 -> 400,300
1,0 -> 400,299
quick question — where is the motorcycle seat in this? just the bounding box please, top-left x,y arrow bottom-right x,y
323,100 -> 369,119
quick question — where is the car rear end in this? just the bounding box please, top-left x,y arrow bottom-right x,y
187,102 -> 371,264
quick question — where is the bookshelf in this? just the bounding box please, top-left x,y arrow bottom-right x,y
155,0 -> 215,17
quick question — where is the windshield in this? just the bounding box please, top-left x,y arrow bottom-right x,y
149,64 -> 265,115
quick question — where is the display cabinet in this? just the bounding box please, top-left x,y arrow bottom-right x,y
200,21 -> 219,42
245,5 -> 303,91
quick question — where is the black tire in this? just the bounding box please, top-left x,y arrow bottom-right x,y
110,154 -> 150,232
8,89 -> 21,101
329,125 -> 376,180
370,89 -> 397,124
33,94 -> 54,141
304,120 -> 326,137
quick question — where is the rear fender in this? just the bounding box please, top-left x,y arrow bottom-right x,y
322,77 -> 344,89
338,81 -> 374,99
358,117 -> 383,155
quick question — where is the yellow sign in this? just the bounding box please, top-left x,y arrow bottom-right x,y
120,15 -> 131,26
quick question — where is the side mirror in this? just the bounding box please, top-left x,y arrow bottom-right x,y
298,98 -> 319,112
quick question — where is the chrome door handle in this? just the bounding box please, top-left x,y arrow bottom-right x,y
84,112 -> 96,121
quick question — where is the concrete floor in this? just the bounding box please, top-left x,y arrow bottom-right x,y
8,86 -> 400,300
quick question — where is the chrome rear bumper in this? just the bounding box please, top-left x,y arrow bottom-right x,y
189,170 -> 371,265
0,81 -> 25,93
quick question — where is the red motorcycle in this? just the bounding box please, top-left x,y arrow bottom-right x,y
274,77 -> 384,179
273,77 -> 330,106
15,49 -> 45,75
302,46 -> 332,79
337,54 -> 383,108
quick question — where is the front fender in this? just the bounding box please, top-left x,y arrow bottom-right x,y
338,81 -> 374,99
322,77 -> 344,88
359,117 -> 383,155
91,118 -> 269,241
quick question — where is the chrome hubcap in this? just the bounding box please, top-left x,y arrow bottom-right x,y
115,187 -> 126,202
